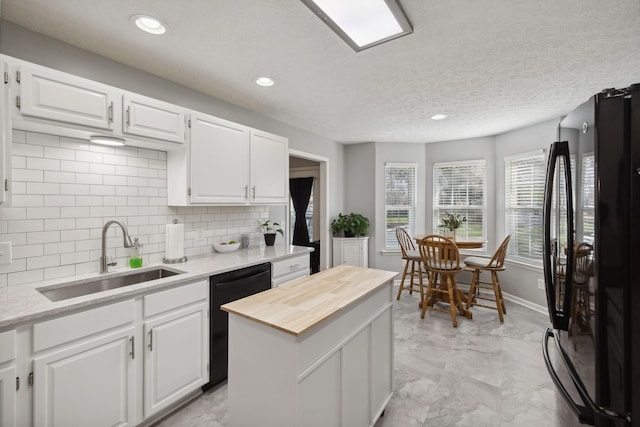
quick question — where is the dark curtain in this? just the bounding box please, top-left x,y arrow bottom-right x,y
290,177 -> 314,245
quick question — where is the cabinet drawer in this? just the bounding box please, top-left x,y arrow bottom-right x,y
0,329 -> 16,363
272,254 -> 309,278
144,280 -> 208,318
33,299 -> 135,352
272,269 -> 309,288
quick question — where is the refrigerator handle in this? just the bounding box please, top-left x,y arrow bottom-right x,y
542,141 -> 574,330
543,328 -> 631,425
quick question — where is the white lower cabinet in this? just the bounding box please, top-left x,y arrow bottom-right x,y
22,279 -> 208,427
297,351 -> 341,427
33,327 -> 136,427
271,254 -> 310,287
0,365 -> 16,427
143,304 -> 208,417
332,237 -> 369,268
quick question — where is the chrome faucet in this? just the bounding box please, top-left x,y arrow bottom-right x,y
101,220 -> 134,273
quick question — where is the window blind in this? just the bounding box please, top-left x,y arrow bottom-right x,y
505,152 -> 546,262
385,163 -> 417,249
432,160 -> 486,240
581,154 -> 595,243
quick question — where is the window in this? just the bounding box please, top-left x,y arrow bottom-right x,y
385,163 -> 417,249
432,160 -> 486,240
581,153 -> 595,243
504,151 -> 546,263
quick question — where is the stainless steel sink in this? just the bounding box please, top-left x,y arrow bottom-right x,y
38,267 -> 185,302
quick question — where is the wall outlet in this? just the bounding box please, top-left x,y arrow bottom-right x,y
0,242 -> 12,265
538,278 -> 545,290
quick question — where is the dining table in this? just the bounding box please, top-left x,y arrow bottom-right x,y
412,234 -> 481,322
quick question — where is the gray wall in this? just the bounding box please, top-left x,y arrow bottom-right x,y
0,20 -> 346,221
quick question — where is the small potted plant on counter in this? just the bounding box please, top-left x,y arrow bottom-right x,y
440,212 -> 466,239
257,220 -> 283,246
331,212 -> 369,237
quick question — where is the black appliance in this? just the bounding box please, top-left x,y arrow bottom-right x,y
203,262 -> 271,389
542,85 -> 640,426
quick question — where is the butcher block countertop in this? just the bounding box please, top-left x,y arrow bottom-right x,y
221,265 -> 397,336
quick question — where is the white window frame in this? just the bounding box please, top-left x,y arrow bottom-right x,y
432,159 -> 487,241
384,162 -> 417,250
504,150 -> 546,265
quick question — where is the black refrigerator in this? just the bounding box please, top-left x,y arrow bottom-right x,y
542,84 -> 639,426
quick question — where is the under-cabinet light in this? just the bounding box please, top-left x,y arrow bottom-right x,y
431,114 -> 447,120
301,0 -> 412,51
255,76 -> 275,87
90,136 -> 126,147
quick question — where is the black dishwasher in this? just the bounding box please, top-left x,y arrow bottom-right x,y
204,262 -> 271,389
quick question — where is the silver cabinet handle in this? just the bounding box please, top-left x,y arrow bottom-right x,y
148,329 -> 153,351
244,185 -> 248,199
252,186 -> 256,199
289,264 -> 300,270
108,101 -> 114,122
129,336 -> 135,359
126,106 -> 131,126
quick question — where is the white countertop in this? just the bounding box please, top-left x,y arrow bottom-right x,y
0,245 -> 313,329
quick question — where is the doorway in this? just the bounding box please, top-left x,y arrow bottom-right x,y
289,150 -> 329,272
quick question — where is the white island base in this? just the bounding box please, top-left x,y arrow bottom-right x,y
223,265 -> 396,427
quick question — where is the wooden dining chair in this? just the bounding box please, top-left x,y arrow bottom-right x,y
418,235 -> 470,327
464,235 -> 511,323
395,227 -> 424,300
569,242 -> 594,348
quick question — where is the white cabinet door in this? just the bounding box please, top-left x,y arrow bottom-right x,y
33,327 -> 136,427
123,93 -> 186,144
16,65 -> 119,131
342,327 -> 371,427
189,113 -> 249,204
343,240 -> 365,267
0,58 -> 10,205
249,130 -> 288,204
371,306 -> 393,421
333,237 -> 369,268
297,351 -> 341,427
0,365 -> 16,427
143,304 -> 208,418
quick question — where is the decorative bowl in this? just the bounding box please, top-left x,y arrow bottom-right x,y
213,242 -> 241,253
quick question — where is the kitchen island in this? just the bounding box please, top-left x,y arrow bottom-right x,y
222,265 -> 397,427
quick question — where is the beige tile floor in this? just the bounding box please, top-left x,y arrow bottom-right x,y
155,285 -> 580,427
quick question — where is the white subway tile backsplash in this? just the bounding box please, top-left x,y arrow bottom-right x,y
27,207 -> 60,219
26,183 -> 60,195
44,171 -> 76,184
60,160 -> 90,173
27,231 -> 61,245
0,130 -> 270,286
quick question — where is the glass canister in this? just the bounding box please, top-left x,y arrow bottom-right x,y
129,237 -> 143,268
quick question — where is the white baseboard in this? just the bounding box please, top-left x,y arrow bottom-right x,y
502,291 -> 549,315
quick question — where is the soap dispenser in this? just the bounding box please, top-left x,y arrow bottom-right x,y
129,237 -> 143,268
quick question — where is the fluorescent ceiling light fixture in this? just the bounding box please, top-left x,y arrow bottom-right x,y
131,14 -> 167,35
431,114 -> 447,120
90,136 -> 126,147
255,76 -> 275,87
301,0 -> 412,51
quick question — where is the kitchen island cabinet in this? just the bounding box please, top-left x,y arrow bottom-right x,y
222,265 -> 396,427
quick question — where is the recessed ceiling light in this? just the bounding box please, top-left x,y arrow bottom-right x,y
431,114 -> 447,120
131,14 -> 167,35
255,76 -> 275,87
90,136 -> 126,147
301,0 -> 412,51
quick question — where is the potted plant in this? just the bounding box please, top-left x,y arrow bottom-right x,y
257,220 -> 283,246
440,213 -> 467,239
331,212 -> 369,237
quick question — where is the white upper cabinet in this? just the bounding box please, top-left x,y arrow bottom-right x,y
15,63 -> 120,131
250,130 -> 288,204
123,93 -> 187,144
0,57 -> 10,206
168,111 -> 289,206
188,113 -> 250,204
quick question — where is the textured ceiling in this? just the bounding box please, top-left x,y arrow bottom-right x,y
2,0 -> 640,144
